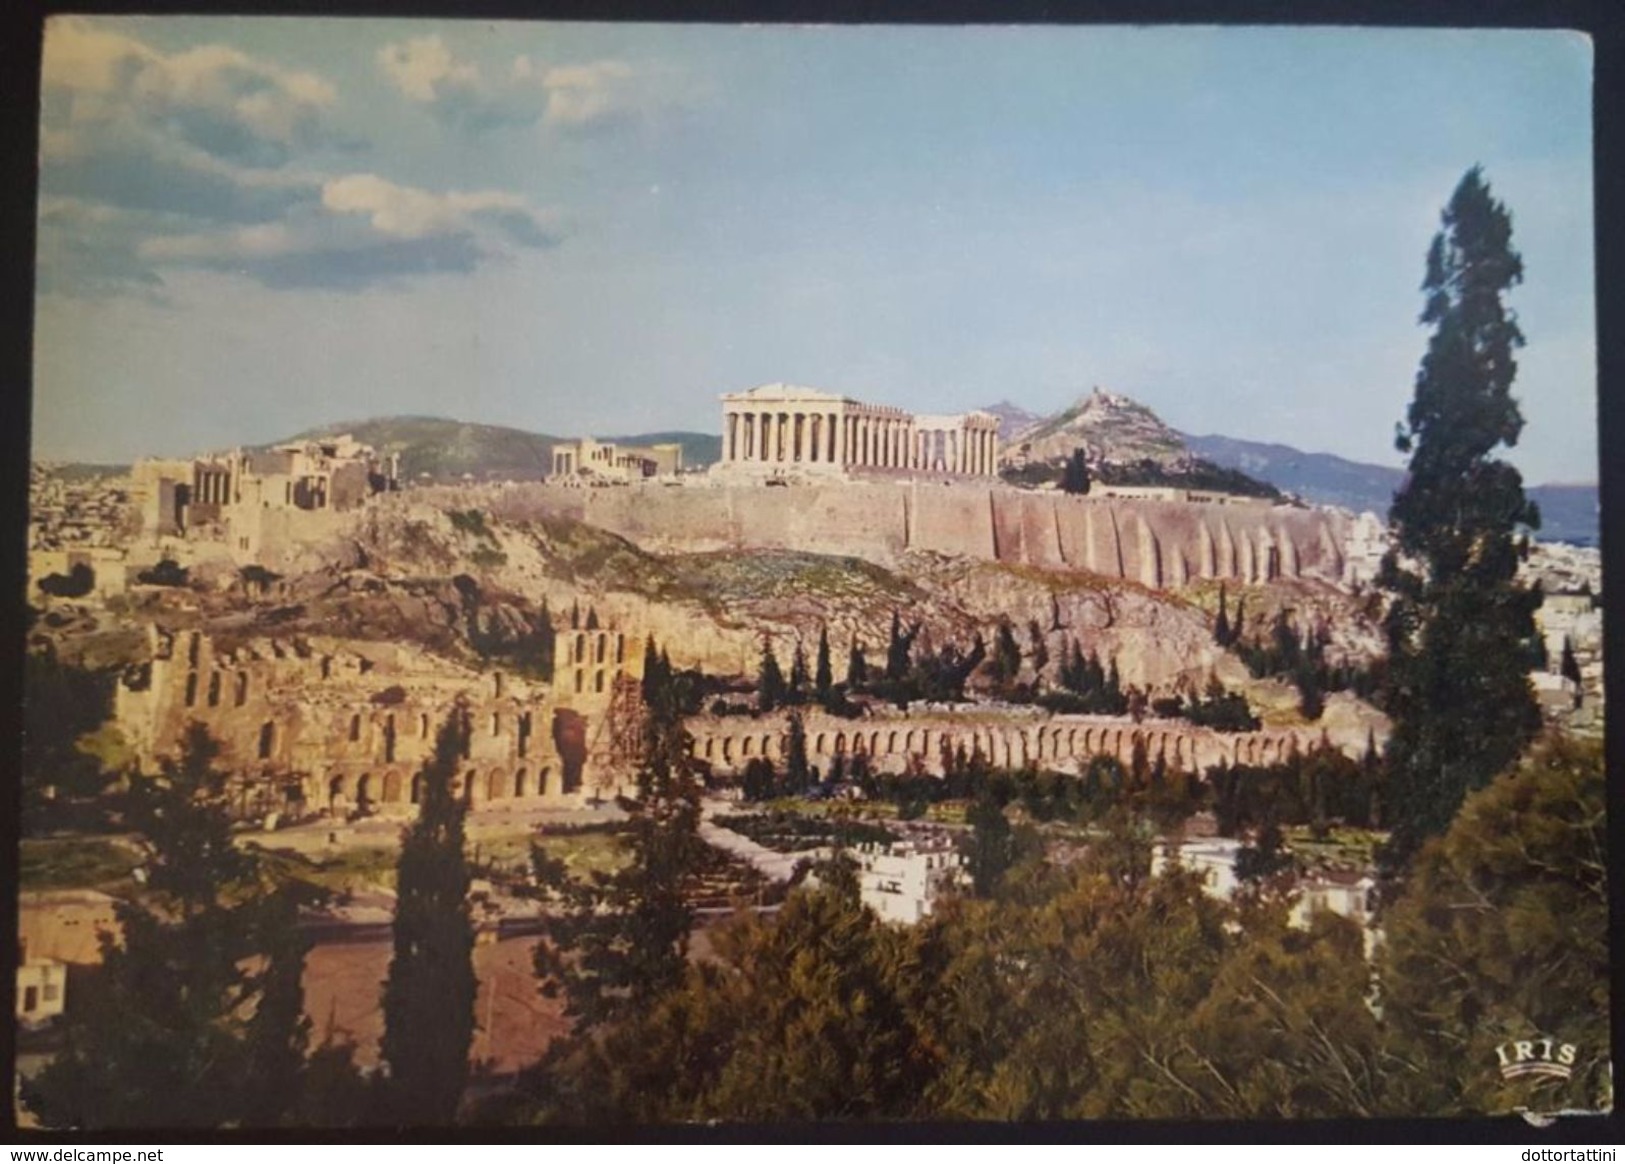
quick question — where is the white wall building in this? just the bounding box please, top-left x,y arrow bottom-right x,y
856,839 -> 966,924
15,960 -> 67,1028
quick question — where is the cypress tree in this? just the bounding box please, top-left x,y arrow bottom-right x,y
785,709 -> 811,793
814,625 -> 834,705
789,640 -> 810,703
381,708 -> 477,1124
846,638 -> 868,688
758,639 -> 786,711
1214,584 -> 1231,647
1379,168 -> 1542,871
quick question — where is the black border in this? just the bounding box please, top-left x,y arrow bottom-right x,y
2,0 -> 1620,1145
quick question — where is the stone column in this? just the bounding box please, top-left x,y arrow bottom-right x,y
725,412 -> 736,462
827,412 -> 838,463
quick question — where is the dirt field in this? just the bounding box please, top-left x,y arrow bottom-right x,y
302,935 -> 569,1075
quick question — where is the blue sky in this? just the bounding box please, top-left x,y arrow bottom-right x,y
32,19 -> 1596,483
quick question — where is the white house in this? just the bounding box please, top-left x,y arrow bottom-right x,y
1151,837 -> 1247,902
856,839 -> 966,925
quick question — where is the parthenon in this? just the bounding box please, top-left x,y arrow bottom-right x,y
717,383 -> 1000,479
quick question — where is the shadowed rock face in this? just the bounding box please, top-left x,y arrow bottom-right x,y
484,482 -> 1352,592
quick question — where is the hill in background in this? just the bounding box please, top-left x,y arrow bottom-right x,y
1184,431 -> 1598,546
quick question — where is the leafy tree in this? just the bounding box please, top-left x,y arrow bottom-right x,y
814,625 -> 834,705
1379,735 -> 1609,1115
757,638 -> 786,712
1060,448 -> 1091,495
1379,167 -> 1543,870
380,708 -> 477,1125
23,724 -> 314,1129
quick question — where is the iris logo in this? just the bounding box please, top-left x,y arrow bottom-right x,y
1495,1037 -> 1578,1082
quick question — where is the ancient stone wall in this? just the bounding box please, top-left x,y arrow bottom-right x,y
686,707 -> 1360,780
113,619 -> 642,819
480,481 -> 1353,590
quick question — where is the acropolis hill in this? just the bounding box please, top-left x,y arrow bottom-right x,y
26,382 -> 1434,826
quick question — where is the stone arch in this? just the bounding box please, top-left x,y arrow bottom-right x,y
356,772 -> 374,807
887,730 -> 899,754
328,772 -> 346,813
410,771 -> 423,805
835,732 -> 847,755
1066,728 -> 1078,756
704,738 -> 715,759
514,768 -> 529,799
486,769 -> 506,802
742,736 -> 754,757
382,770 -> 403,804
904,730 -> 916,753
721,737 -> 733,762
539,766 -> 552,797
762,733 -> 774,758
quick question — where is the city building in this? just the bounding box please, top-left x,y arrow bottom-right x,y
716,383 -> 1001,480
856,837 -> 966,924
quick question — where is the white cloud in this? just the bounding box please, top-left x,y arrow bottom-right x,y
321,173 -> 560,243
376,35 -> 479,104
43,17 -> 338,165
531,59 -> 640,129
378,34 -> 669,134
133,174 -> 565,290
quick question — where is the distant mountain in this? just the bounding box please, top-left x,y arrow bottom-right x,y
288,417 -> 563,481
1183,431 -> 1599,546
980,400 -> 1045,444
599,430 -> 722,469
1180,433 -> 1406,515
1008,387 -> 1188,467
1526,484 -> 1602,548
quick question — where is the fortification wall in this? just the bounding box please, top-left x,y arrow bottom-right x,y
687,707 -> 1354,779
483,482 -> 1353,590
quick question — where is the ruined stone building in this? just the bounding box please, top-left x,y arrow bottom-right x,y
130,434 -> 399,563
716,384 -> 1002,480
549,436 -> 684,483
113,612 -> 644,820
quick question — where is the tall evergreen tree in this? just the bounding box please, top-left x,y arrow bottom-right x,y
1213,584 -> 1231,647
757,638 -> 786,711
381,709 -> 477,1124
784,709 -> 811,793
846,638 -> 868,688
1060,448 -> 1092,495
814,625 -> 834,705
24,724 -> 313,1129
789,640 -> 810,703
1379,168 -> 1542,871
